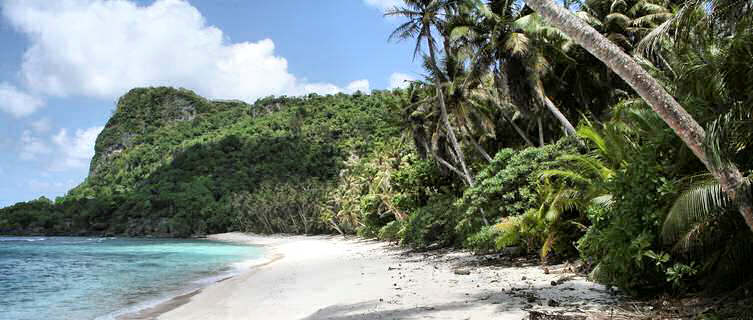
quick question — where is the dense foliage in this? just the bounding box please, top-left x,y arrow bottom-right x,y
2,0 -> 752,301
0,87 -> 403,237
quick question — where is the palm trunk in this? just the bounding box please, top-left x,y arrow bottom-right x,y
524,0 -> 753,233
427,38 -> 474,186
470,136 -> 493,163
437,86 -> 474,185
538,116 -> 545,146
424,141 -> 470,185
504,113 -> 536,147
538,88 -> 577,136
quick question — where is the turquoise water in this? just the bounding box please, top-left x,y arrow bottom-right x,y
0,237 -> 263,320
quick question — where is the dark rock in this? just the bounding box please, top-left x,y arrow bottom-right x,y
503,246 -> 523,256
454,269 -> 471,275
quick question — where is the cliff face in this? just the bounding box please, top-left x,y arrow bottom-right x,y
2,87 -> 403,237
89,87 -> 226,177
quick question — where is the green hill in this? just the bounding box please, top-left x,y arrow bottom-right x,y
0,87 -> 405,237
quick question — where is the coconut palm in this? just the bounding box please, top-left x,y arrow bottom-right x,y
638,0 -> 753,57
452,0 -> 579,142
662,110 -> 753,286
523,0 -> 753,233
387,0 -> 476,186
404,80 -> 468,180
576,0 -> 672,50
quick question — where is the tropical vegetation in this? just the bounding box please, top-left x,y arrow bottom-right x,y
2,0 -> 752,304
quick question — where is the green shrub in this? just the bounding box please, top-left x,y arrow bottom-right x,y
401,196 -> 461,248
456,138 -> 579,249
464,225 -> 501,253
465,209 -> 547,254
378,220 -> 404,242
577,146 -> 670,291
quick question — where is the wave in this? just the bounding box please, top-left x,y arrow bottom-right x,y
0,237 -> 47,242
96,286 -> 201,320
99,255 -> 267,320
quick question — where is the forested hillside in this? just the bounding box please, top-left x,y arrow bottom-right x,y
0,87 -> 404,237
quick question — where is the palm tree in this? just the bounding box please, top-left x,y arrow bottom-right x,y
404,80 -> 470,180
662,111 -> 753,286
469,74 -> 537,147
577,0 -> 672,50
387,0 -> 476,186
523,0 -> 753,233
404,52 -> 497,180
453,0 -> 579,141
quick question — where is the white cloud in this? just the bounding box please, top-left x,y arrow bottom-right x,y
389,72 -> 415,89
30,118 -> 52,133
300,79 -> 369,96
364,0 -> 401,11
19,130 -> 52,160
346,80 -> 371,93
2,0 -> 365,103
50,126 -> 104,171
17,126 -> 103,171
0,83 -> 44,117
27,178 -> 77,193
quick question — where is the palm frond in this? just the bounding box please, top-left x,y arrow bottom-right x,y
605,12 -> 631,29
662,179 -> 730,247
558,153 -> 614,179
632,12 -> 672,28
576,125 -> 608,155
591,194 -> 614,209
504,32 -> 530,56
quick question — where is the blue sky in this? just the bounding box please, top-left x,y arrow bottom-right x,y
0,0 -> 422,207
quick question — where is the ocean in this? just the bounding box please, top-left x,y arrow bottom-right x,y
0,236 -> 263,320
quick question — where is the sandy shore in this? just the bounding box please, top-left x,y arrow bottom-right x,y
147,232 -> 622,320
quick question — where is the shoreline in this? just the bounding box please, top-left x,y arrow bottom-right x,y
130,232 -> 626,320
113,234 -> 282,320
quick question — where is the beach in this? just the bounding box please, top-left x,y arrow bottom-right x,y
132,233 -> 623,320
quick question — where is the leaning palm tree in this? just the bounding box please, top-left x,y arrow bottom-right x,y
523,0 -> 753,233
387,0 -> 476,186
404,80 -> 474,182
662,111 -> 753,287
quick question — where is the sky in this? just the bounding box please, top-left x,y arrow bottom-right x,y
0,0 -> 422,207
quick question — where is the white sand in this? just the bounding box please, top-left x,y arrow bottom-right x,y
156,233 -> 622,320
